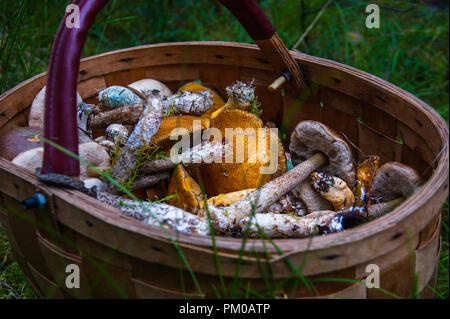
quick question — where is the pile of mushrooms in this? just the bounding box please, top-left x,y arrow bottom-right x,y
1,78 -> 422,239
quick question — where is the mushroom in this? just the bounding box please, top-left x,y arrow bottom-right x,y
11,147 -> 44,173
210,81 -> 256,116
310,171 -> 355,211
12,142 -> 110,180
105,123 -> 129,145
289,121 -> 355,186
28,86 -> 83,128
96,191 -> 210,235
98,85 -> 143,109
367,162 -> 421,204
196,81 -> 286,196
167,164 -> 203,213
128,79 -> 172,98
83,178 -> 106,192
89,104 -> 145,129
291,182 -> 333,213
238,210 -> 338,238
78,142 -> 111,180
238,197 -> 405,238
198,188 -> 255,213
206,120 -> 355,233
109,90 -> 213,189
179,81 -> 225,118
353,155 -> 380,205
0,127 -> 43,160
150,115 -> 210,151
77,103 -> 98,143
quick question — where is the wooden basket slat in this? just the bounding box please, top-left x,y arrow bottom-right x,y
0,42 -> 447,298
362,104 -> 398,140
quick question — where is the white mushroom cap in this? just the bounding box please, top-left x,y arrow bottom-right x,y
128,79 -> 172,98
78,142 -> 110,180
368,162 -> 420,203
11,142 -> 109,181
83,178 -> 106,192
289,120 -> 355,186
29,86 -> 83,128
11,147 -> 44,173
105,123 -> 129,144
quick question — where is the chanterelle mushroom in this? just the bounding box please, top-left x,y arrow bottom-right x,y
368,162 -> 420,203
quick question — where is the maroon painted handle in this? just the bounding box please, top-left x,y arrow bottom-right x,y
42,0 -> 277,176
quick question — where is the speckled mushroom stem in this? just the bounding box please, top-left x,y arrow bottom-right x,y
89,104 -> 144,128
108,91 -> 213,191
96,191 -> 210,235
141,141 -> 230,174
208,152 -> 328,232
239,197 -> 405,238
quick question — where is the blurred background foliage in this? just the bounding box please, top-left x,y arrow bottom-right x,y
0,0 -> 448,298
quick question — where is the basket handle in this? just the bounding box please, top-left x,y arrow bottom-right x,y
42,0 -> 306,176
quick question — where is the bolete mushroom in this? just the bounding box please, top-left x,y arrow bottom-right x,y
367,162 -> 420,204
128,79 -> 172,98
196,81 -> 286,196
291,181 -> 333,213
179,81 -> 225,118
167,164 -> 203,213
206,120 -> 355,233
289,121 -> 355,214
151,115 -> 210,151
105,123 -> 129,145
28,86 -> 83,128
98,85 -> 143,109
11,147 -> 44,173
109,90 -> 213,189
310,171 -> 355,211
12,142 -> 111,180
353,155 -> 380,205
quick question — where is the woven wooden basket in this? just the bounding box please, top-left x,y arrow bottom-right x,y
0,0 -> 448,299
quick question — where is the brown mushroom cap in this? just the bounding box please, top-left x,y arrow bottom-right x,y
368,162 -> 420,203
289,120 -> 355,186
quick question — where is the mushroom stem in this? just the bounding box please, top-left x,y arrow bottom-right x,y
89,104 -> 144,129
108,92 -> 213,191
141,158 -> 175,175
141,140 -> 228,174
240,197 -> 405,238
365,197 -> 404,219
208,152 -> 328,232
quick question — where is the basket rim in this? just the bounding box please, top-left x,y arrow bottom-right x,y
0,41 -> 448,258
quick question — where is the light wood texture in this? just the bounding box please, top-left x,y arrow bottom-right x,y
256,33 -> 307,93
0,42 -> 448,298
